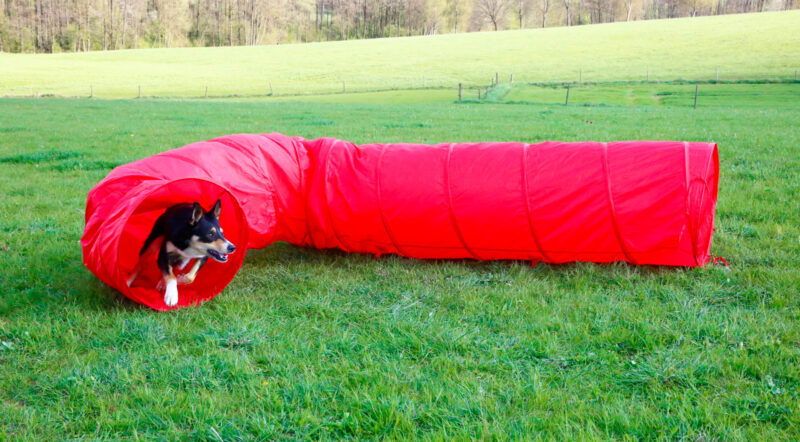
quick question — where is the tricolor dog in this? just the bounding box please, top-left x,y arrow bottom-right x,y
127,199 -> 236,306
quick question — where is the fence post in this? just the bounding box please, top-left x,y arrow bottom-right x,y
458,83 -> 462,102
205,85 -> 208,98
495,72 -> 499,84
716,66 -> 719,83
694,84 -> 698,109
138,85 -> 142,99
269,82 -> 273,95
90,85 -> 93,98
579,68 -> 582,84
510,74 -> 514,83
342,80 -> 346,93
646,68 -> 649,82
478,89 -> 481,99
565,84 -> 570,105
795,70 -> 798,81
423,75 -> 426,88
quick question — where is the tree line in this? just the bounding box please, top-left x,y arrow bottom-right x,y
0,0 -> 795,53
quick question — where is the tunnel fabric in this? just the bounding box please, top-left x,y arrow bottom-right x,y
82,134 -> 719,310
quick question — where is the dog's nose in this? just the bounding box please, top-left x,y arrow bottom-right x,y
227,243 -> 236,253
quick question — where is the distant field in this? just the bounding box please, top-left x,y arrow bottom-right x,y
1,11 -> 799,98
1,93 -> 799,438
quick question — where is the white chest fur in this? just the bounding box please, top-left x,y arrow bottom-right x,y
166,241 -> 206,269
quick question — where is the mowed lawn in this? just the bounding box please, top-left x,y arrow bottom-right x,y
1,94 -> 799,439
1,10 -> 799,98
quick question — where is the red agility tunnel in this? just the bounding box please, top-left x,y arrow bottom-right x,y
82,134 -> 719,310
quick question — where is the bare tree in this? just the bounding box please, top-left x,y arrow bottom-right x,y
445,0 -> 464,32
563,0 -> 571,25
471,0 -> 508,30
539,0 -> 549,26
516,0 -> 532,27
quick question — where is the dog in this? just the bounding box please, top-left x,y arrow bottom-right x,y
127,199 -> 236,306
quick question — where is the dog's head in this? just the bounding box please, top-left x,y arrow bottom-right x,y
186,199 -> 236,262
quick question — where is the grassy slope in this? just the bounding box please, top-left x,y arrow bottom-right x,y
1,11 -> 799,98
1,97 -> 798,439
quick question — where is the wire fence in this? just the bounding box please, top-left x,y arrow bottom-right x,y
1,69 -> 798,104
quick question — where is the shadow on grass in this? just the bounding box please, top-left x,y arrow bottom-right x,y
241,241 -> 679,285
43,241 -> 687,314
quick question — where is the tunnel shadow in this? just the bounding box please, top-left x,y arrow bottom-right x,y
65,241 -> 685,314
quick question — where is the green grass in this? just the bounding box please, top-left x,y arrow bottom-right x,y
1,11 -> 799,98
1,93 -> 799,439
502,83 -> 800,108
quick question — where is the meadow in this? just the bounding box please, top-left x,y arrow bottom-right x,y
1,10 -> 799,98
1,91 -> 799,438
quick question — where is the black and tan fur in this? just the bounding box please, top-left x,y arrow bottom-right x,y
127,199 -> 236,306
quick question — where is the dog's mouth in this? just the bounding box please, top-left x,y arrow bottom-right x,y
206,249 -> 228,263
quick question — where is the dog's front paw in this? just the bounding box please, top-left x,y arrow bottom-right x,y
164,280 -> 179,307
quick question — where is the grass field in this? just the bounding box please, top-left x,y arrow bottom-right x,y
1,11 -> 799,98
1,90 -> 799,438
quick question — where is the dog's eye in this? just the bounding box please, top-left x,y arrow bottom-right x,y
207,233 -> 214,240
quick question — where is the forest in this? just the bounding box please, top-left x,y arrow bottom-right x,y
1,0 -> 796,53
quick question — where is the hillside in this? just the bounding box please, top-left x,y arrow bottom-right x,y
1,11 -> 798,99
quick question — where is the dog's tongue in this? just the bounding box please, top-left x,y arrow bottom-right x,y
209,250 -> 227,262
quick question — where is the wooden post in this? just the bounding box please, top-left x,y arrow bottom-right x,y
716,66 -> 719,82
458,83 -> 462,102
579,68 -> 582,84
478,89 -> 481,99
90,85 -> 93,98
495,72 -> 499,84
565,85 -> 570,105
694,84 -> 698,109
205,85 -> 208,98
510,74 -> 514,83
342,80 -> 346,93
138,85 -> 142,99
269,82 -> 273,95
423,75 -> 426,88
795,70 -> 797,81
646,68 -> 649,82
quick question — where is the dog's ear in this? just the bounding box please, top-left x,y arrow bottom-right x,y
211,199 -> 222,219
191,202 -> 203,225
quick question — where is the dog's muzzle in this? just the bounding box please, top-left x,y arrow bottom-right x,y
207,241 -> 235,263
